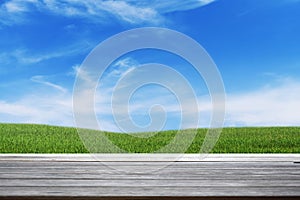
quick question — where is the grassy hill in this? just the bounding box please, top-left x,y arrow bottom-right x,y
0,123 -> 299,153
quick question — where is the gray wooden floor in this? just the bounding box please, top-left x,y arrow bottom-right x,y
0,154 -> 299,199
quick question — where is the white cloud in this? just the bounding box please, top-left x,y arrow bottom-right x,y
134,0 -> 215,13
0,0 -> 36,25
99,1 -> 159,24
0,0 -> 215,26
225,79 -> 300,127
0,93 -> 74,127
5,1 -> 28,13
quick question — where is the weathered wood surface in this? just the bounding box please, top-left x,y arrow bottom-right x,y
0,154 -> 299,199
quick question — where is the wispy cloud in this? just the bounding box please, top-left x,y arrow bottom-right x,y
0,40 -> 92,65
0,0 -> 215,26
31,75 -> 67,93
105,57 -> 138,78
99,1 -> 160,24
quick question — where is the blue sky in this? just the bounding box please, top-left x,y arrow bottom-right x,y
0,0 -> 300,132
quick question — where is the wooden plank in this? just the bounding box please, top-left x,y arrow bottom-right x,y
0,162 -> 298,172
1,179 -> 300,187
0,154 -> 299,198
0,197 -> 298,200
0,186 -> 300,196
1,173 -> 300,180
0,168 -> 299,176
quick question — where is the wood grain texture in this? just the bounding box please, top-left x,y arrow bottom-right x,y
0,154 -> 299,199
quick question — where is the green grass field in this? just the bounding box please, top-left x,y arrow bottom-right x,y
0,123 -> 299,153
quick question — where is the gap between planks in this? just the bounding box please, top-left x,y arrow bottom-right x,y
0,154 -> 299,162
